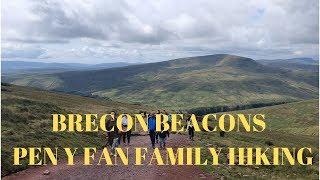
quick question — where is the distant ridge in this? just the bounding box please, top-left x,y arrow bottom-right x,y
2,54 -> 318,109
258,57 -> 318,65
257,58 -> 319,72
1,60 -> 135,74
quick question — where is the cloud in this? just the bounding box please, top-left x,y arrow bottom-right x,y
1,43 -> 46,59
1,0 -> 319,62
2,0 -> 174,44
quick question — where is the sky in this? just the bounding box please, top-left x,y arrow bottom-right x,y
2,0 -> 319,64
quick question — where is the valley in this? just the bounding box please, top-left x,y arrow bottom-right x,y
2,54 -> 318,110
1,54 -> 319,178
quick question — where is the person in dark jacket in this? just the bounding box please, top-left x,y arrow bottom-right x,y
148,113 -> 157,149
158,124 -> 167,149
106,111 -> 116,147
106,111 -> 121,155
187,118 -> 195,141
163,110 -> 171,138
155,110 -> 162,143
111,127 -> 121,155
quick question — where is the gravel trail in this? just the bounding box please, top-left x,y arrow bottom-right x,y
4,134 -> 217,180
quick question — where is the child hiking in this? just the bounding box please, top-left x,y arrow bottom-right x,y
158,124 -> 167,149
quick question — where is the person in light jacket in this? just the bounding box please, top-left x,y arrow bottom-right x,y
121,114 -> 131,145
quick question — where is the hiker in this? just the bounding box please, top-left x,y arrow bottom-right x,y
155,110 -> 161,143
187,118 -> 195,141
111,128 -> 121,156
155,131 -> 159,143
159,124 -> 167,149
106,112 -> 120,155
121,114 -> 131,145
148,112 -> 157,149
163,110 -> 171,138
106,111 -> 116,147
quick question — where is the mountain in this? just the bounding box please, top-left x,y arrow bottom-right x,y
2,54 -> 319,109
257,58 -> 319,72
1,61 -> 134,75
1,83 -> 150,176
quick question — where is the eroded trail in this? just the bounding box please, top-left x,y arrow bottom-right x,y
4,134 -> 217,180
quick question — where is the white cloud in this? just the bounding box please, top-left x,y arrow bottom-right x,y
1,0 -> 319,63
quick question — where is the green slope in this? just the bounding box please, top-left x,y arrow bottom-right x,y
198,99 -> 319,179
1,84 -> 318,178
3,54 -> 318,109
229,99 -> 318,135
1,84 -> 151,176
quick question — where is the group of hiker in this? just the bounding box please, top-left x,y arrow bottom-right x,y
106,110 -> 195,154
105,111 -> 132,155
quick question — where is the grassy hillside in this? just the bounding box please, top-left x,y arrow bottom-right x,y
3,54 -> 318,109
1,84 -> 151,176
1,84 -> 318,179
198,99 -> 319,179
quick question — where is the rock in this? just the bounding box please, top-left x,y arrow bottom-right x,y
43,170 -> 50,175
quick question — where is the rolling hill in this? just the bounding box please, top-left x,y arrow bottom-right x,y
2,54 -> 319,109
1,83 -> 151,176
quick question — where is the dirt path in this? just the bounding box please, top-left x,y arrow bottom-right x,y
4,134 -> 217,180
